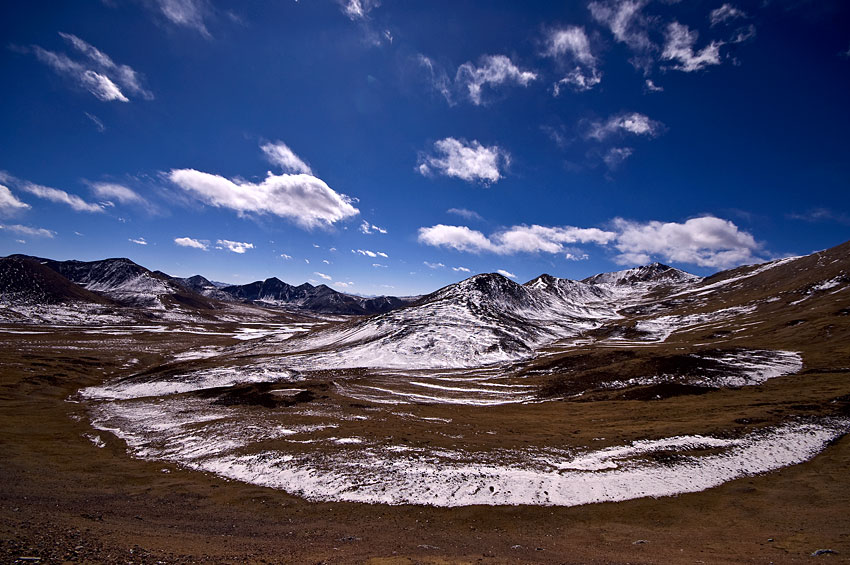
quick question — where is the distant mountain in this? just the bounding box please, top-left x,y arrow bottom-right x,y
185,275 -> 415,315
0,255 -> 113,306
582,262 -> 700,286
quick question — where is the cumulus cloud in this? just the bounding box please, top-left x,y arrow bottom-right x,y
418,138 -> 510,185
662,22 -> 723,72
174,236 -> 208,250
216,239 -> 253,254
710,4 -> 746,26
352,249 -> 388,258
129,237 -> 147,245
0,223 -> 56,238
611,216 -> 759,267
587,112 -> 663,141
544,27 -> 602,94
359,220 -> 387,234
419,217 -> 760,269
314,271 -> 332,280
26,34 -> 152,102
419,54 -> 537,105
497,269 -> 517,279
260,141 -> 313,175
0,185 -> 30,214
168,169 -> 359,229
418,224 -> 616,255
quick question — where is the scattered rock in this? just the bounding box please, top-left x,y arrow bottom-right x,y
812,549 -> 837,556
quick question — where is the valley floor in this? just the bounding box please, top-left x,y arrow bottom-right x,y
1,322 -> 850,564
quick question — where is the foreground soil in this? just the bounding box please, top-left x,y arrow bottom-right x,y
1,327 -> 849,564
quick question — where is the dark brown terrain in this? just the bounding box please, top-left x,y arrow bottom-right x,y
1,241 -> 849,564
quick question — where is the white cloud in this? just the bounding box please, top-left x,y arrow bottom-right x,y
217,239 -> 253,254
565,252 -> 589,261
281,253 -> 293,260
0,185 -> 30,214
372,263 -> 387,268
59,33 -> 153,99
29,34 -> 152,102
644,79 -> 663,92
154,0 -> 211,37
314,272 -> 332,280
554,68 -> 602,95
544,27 -> 602,94
418,224 -> 615,255
456,55 -> 537,105
447,208 -> 483,221
334,281 -> 354,288
322,259 -> 331,264
603,147 -> 634,168
710,4 -> 746,27
129,237 -> 147,245
420,54 -> 537,106
588,0 -> 654,66
18,181 -> 103,213
85,112 -> 106,132
418,138 -> 510,185
352,249 -> 387,258
611,216 -> 759,268
360,220 -> 387,234
168,169 -> 359,229
90,182 -> 149,207
340,0 -> 380,20
424,261 -> 445,269
662,22 -> 723,72
587,112 -> 662,141
452,266 -> 471,273
497,269 -> 517,279
174,236 -> 208,250
0,223 -> 56,238
260,141 -> 313,175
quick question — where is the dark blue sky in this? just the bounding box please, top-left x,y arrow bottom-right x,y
1,0 -> 848,294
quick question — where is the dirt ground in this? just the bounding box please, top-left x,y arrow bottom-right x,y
1,327 -> 849,564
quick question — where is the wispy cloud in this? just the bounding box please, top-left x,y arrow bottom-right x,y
419,54 -> 537,105
314,271 -> 332,280
710,4 -> 747,27
129,237 -> 147,245
424,261 -> 445,269
359,220 -> 387,234
174,236 -> 208,250
497,269 -> 517,279
90,182 -> 152,210
543,26 -> 602,94
260,141 -> 313,175
588,0 -> 655,70
169,169 -> 359,230
280,253 -> 293,259
0,172 -> 105,213
25,33 -> 152,102
418,138 -> 510,185
447,208 -> 483,222
216,239 -> 254,253
339,0 -> 380,21
0,184 -> 31,214
603,146 -> 634,168
85,112 -> 106,132
788,208 -> 850,226
153,0 -> 212,37
452,266 -> 471,273
661,22 -> 722,72
586,112 -> 663,141
0,223 -> 56,238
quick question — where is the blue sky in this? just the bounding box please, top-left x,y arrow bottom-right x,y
1,0 -> 848,295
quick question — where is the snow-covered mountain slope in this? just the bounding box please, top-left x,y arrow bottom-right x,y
250,269 -> 697,369
0,255 -> 113,306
